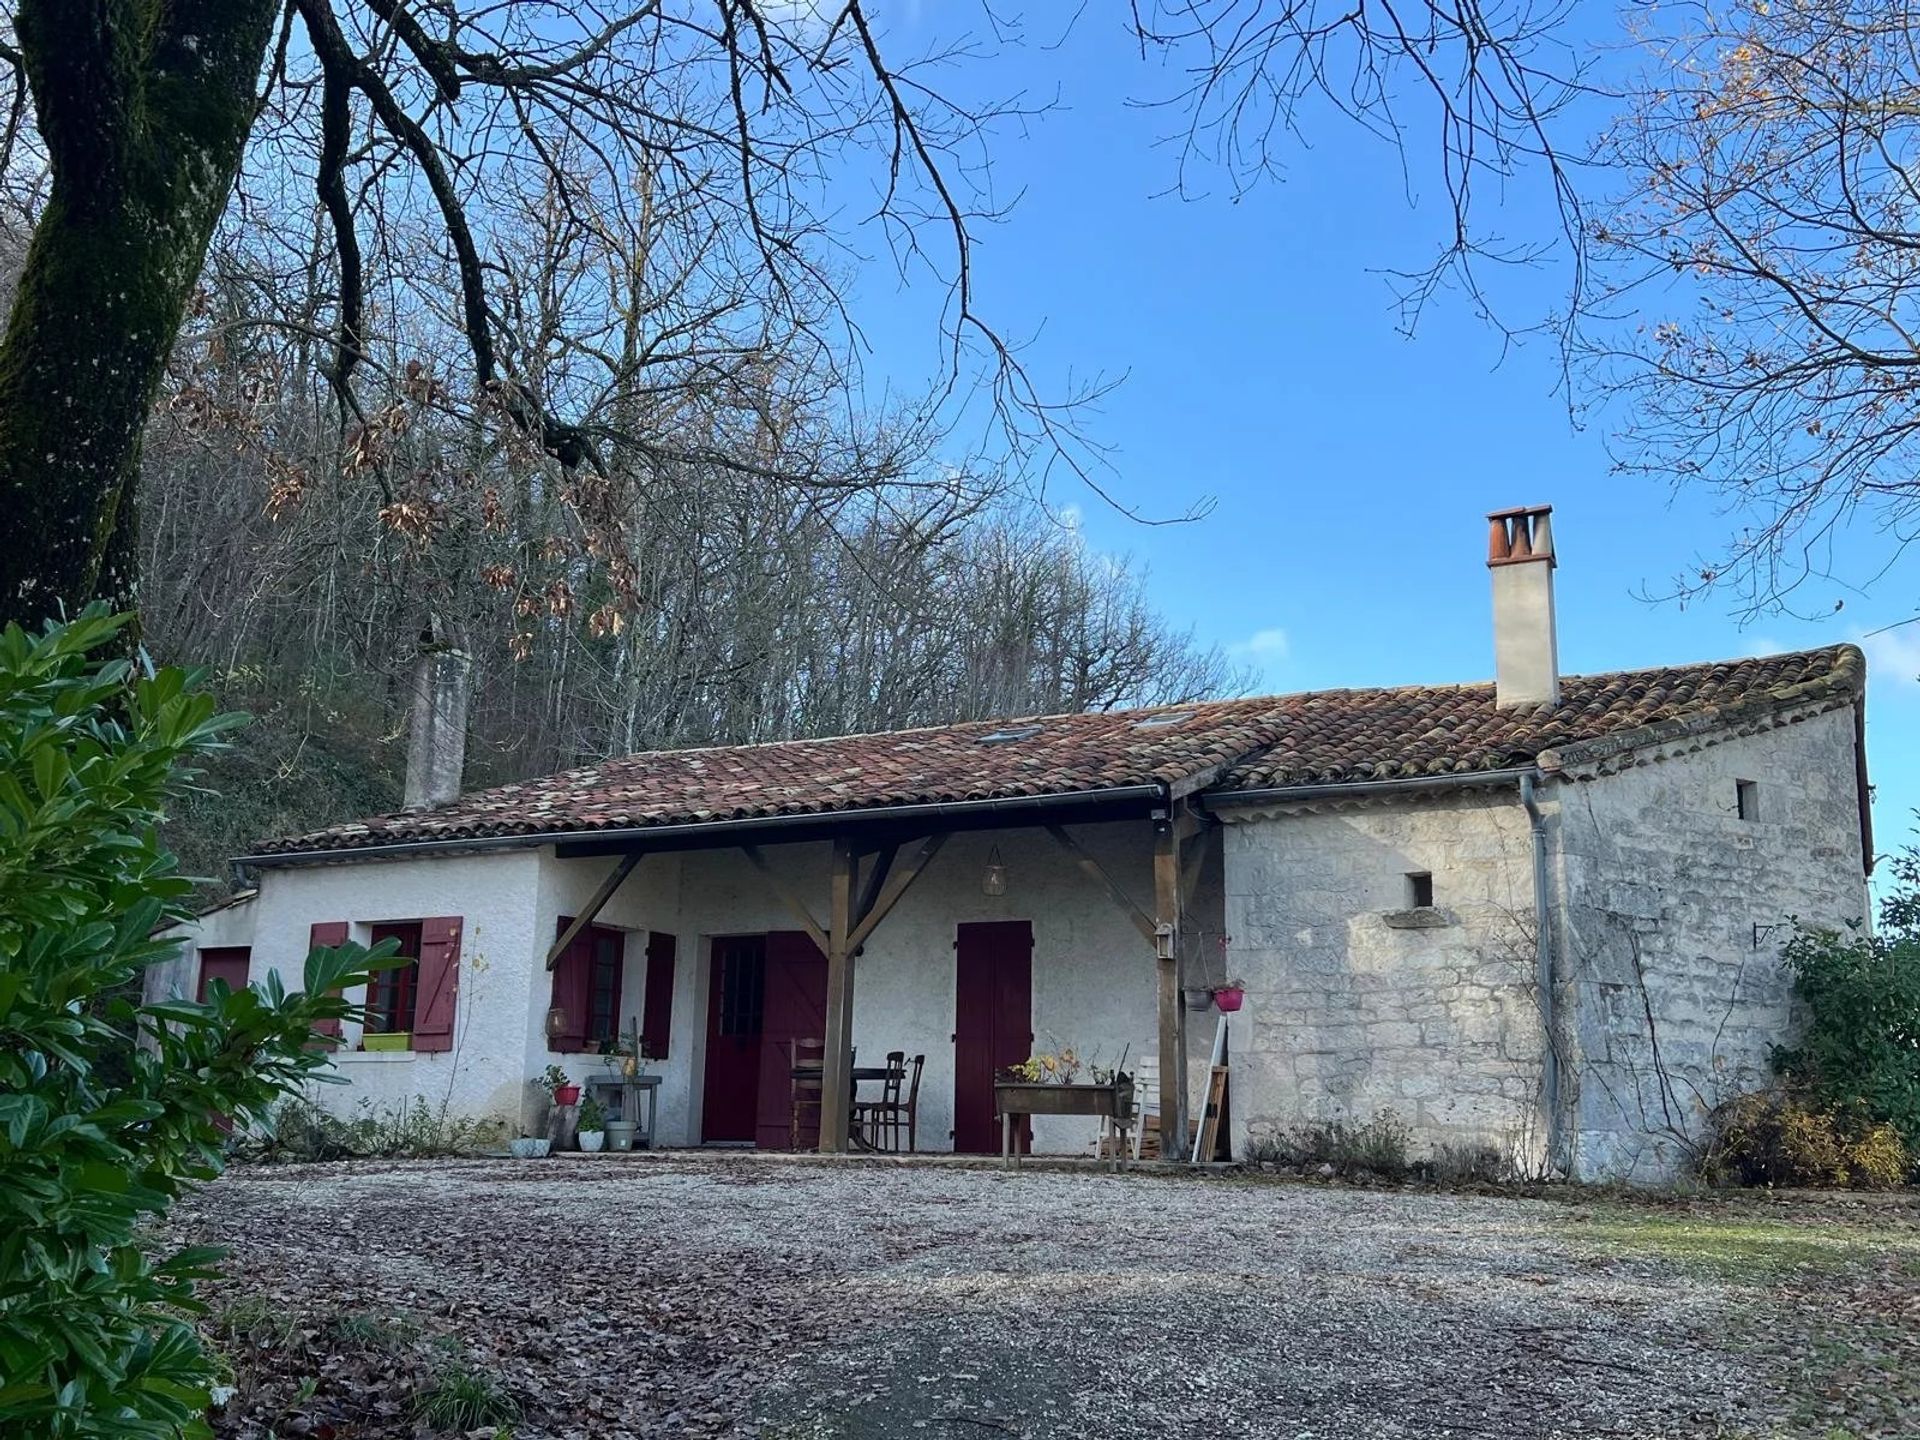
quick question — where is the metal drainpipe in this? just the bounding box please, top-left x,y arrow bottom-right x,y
1518,771 -> 1561,1174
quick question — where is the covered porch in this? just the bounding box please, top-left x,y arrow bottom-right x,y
539,790 -> 1229,1161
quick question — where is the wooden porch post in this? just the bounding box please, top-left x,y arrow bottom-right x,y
1154,817 -> 1190,1155
819,835 -> 856,1155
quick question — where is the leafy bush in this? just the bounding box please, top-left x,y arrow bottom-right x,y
1704,1088 -> 1910,1189
0,608 -> 397,1438
1773,854 -> 1920,1157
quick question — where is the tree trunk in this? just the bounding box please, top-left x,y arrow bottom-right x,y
0,0 -> 278,629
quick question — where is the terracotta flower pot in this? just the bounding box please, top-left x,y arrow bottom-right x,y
553,1084 -> 581,1106
1213,986 -> 1246,1013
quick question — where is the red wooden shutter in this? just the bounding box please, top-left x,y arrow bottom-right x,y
548,917 -> 590,1052
413,916 -> 463,1053
640,931 -> 677,1059
309,921 -> 349,1043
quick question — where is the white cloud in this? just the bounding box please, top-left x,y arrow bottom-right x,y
1231,627 -> 1291,662
1856,623 -> 1920,698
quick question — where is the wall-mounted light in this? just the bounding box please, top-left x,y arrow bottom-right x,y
982,845 -> 1008,897
544,1005 -> 568,1040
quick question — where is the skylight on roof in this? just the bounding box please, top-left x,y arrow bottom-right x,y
977,724 -> 1043,744
1132,711 -> 1196,729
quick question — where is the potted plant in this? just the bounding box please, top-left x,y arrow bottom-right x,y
1213,979 -> 1247,1013
541,1063 -> 580,1107
577,1095 -> 607,1153
603,1115 -> 637,1151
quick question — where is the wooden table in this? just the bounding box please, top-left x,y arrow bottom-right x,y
790,1063 -> 894,1149
994,1080 -> 1136,1171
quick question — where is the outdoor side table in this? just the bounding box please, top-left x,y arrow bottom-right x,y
585,1073 -> 662,1148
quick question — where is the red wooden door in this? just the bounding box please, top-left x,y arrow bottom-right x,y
953,920 -> 1033,1154
702,936 -> 766,1142
755,931 -> 829,1149
196,947 -> 251,1002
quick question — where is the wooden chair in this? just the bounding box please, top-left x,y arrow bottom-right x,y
789,1037 -> 825,1151
854,1052 -> 924,1152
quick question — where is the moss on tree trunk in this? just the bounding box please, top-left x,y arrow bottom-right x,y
0,0 -> 278,629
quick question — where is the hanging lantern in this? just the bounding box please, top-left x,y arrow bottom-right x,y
544,1005 -> 568,1040
982,844 -> 1008,897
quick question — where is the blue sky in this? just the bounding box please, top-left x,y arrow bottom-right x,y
835,7 -> 1917,871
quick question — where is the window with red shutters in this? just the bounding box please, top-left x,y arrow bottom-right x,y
365,921 -> 422,1035
586,928 -> 624,1044
196,947 -> 251,1002
308,921 -> 350,1043
550,918 -> 625,1051
412,916 -> 462,1052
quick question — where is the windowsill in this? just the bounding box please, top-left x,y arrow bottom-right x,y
335,1049 -> 416,1063
1382,906 -> 1454,930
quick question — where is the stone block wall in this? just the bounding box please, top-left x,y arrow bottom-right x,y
1223,789 -> 1554,1172
1557,703 -> 1869,1182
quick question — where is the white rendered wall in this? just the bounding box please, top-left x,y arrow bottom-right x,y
656,822 -> 1186,1154
157,851 -> 545,1130
156,819 -> 1191,1154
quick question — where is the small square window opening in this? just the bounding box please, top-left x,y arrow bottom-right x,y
1407,872 -> 1435,908
1736,779 -> 1760,822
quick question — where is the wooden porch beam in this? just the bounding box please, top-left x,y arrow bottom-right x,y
820,835 -> 856,1154
544,851 -> 643,970
852,842 -> 898,937
845,833 -> 948,953
1154,818 -> 1191,1157
1179,821 -> 1212,914
740,844 -> 830,955
1045,824 -> 1157,945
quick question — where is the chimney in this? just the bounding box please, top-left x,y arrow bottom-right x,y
1486,505 -> 1560,710
403,623 -> 474,811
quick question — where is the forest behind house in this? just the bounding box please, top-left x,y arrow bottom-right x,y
98,209 -> 1240,886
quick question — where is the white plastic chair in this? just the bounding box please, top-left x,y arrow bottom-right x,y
1131,1052 -> 1160,1161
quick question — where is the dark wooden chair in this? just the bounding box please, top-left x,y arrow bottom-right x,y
789,1037 -> 825,1151
855,1052 -> 925,1152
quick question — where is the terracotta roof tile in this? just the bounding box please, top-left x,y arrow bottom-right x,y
251,645 -> 1862,856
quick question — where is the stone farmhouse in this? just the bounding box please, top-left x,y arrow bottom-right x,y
153,507 -> 1874,1182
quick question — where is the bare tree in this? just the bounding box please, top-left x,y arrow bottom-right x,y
0,0 -> 1056,627
1588,2 -> 1920,616
0,0 -> 1601,631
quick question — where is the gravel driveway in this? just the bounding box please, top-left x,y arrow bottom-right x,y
173,1154 -> 1914,1440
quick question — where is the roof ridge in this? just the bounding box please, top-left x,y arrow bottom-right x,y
245,643 -> 1864,858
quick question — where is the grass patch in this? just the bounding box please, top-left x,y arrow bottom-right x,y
1573,1208 -> 1918,1279
209,1294 -> 299,1348
412,1364 -> 521,1430
327,1308 -> 422,1348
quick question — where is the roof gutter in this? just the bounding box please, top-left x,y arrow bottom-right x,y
231,783 -> 1170,869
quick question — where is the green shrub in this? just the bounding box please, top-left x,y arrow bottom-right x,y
0,608 -> 399,1439
1704,1088 -> 1910,1189
1774,855 -> 1920,1157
